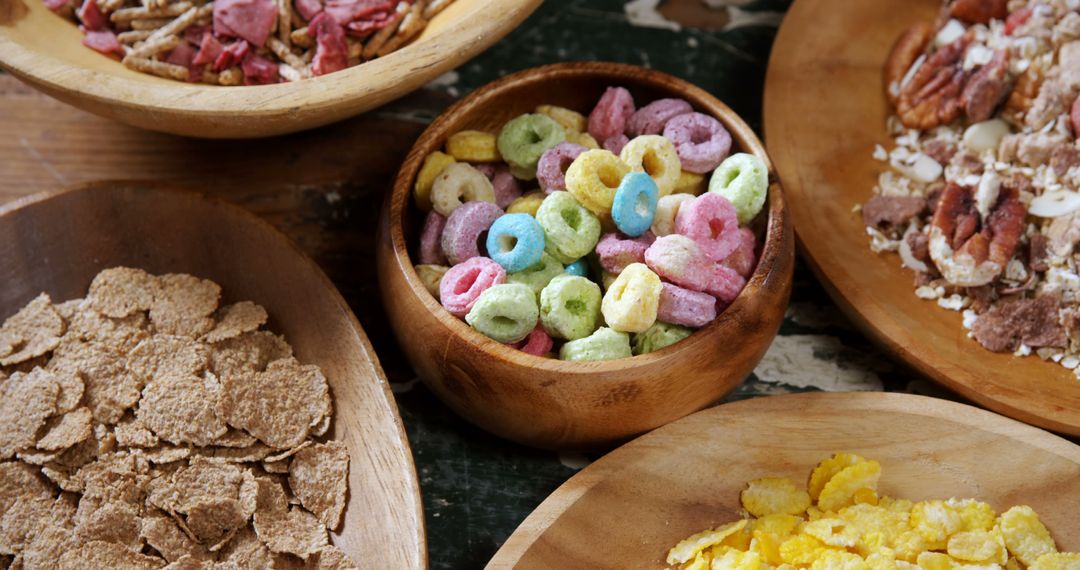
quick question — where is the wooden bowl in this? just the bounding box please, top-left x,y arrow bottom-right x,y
0,0 -> 541,138
376,62 -> 794,451
763,0 -> 1080,437
0,181 -> 426,569
487,392 -> 1080,569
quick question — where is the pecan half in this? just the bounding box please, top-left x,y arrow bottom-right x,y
885,22 -> 933,106
961,49 -> 1011,122
1001,66 -> 1044,126
950,0 -> 1008,24
928,183 -> 1025,286
897,34 -> 971,129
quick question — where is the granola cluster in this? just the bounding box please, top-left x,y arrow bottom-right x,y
865,0 -> 1080,376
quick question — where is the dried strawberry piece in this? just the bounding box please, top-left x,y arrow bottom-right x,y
309,13 -> 349,77
324,0 -> 394,26
242,53 -> 280,86
193,33 -> 224,67
82,30 -> 123,58
78,0 -> 108,31
213,40 -> 250,73
214,0 -> 278,47
295,0 -> 324,21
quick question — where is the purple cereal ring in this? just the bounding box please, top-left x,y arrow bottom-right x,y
474,164 -> 496,178
441,201 -> 504,265
721,228 -> 757,278
643,235 -> 714,292
511,324 -> 553,356
595,232 -> 656,274
707,264 -> 747,304
419,210 -> 448,265
674,193 -> 741,262
440,257 -> 506,318
489,164 -> 524,208
626,98 -> 693,137
662,112 -> 732,174
658,283 -> 717,328
537,142 -> 587,193
602,134 -> 629,155
588,86 -> 635,142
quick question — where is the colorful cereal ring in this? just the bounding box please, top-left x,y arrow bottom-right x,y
537,104 -> 587,134
673,170 -> 707,196
619,135 -> 681,197
662,112 -> 732,174
643,235 -> 714,292
431,162 -> 496,216
418,210 -> 448,265
632,322 -> 693,355
559,327 -> 631,362
511,324 -> 554,356
564,149 -> 630,216
486,213 -> 546,273
535,191 -> 602,264
611,172 -> 659,237
626,98 -> 693,137
507,190 -> 546,216
445,130 -> 501,163
651,193 -> 694,237
674,192 -> 741,262
414,151 -> 456,211
539,274 -> 602,341
710,152 -> 768,224
601,263 -> 662,333
707,264 -> 747,305
440,257 -> 506,318
657,283 -> 717,328
497,113 -> 566,178
465,283 -> 538,344
475,163 -> 523,209
602,134 -> 629,155
595,232 -> 655,274
441,201 -> 503,265
722,228 -> 758,278
537,142 -> 587,194
564,259 -> 589,277
507,252 -> 564,297
588,86 -> 635,142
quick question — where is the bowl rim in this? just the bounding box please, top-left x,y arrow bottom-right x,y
0,180 -> 428,568
0,0 -> 542,118
385,61 -> 790,373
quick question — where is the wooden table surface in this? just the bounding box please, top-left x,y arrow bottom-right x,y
0,1 -> 1016,568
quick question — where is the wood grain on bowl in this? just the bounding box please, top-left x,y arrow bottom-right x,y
487,392 -> 1080,570
763,0 -> 1080,436
377,62 -> 794,451
0,0 -> 541,138
0,182 -> 426,569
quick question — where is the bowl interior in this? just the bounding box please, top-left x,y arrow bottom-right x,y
0,182 -> 425,568
488,392 -> 1080,569
0,0 -> 542,137
391,62 -> 789,371
762,0 -> 1080,436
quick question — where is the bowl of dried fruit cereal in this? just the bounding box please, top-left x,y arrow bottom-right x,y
0,0 -> 541,138
377,62 -> 794,451
0,181 -> 424,569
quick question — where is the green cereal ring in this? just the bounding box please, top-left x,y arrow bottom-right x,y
632,322 -> 693,355
497,113 -> 566,179
558,327 -> 632,362
509,163 -> 538,182
709,153 -> 768,224
535,192 -> 601,264
539,275 -> 602,341
465,283 -> 538,344
508,253 -> 564,297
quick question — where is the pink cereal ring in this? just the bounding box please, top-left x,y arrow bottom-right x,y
588,86 -> 635,142
441,201 -> 504,265
658,283 -> 717,328
674,192 -> 741,262
721,228 -> 758,278
537,142 -> 587,193
626,98 -> 693,136
477,163 -> 523,208
662,112 -> 732,174
602,134 -> 629,155
643,235 -> 714,292
419,210 -> 448,265
510,325 -> 553,356
440,257 -> 506,318
595,232 -> 656,274
707,264 -> 747,304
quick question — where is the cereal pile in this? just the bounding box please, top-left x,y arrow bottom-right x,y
0,267 -> 357,569
865,0 -> 1080,376
665,453 -> 1077,570
47,0 -> 453,84
412,88 -> 768,361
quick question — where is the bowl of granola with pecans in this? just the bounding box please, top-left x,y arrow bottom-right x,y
0,0 -> 541,137
766,0 -> 1080,436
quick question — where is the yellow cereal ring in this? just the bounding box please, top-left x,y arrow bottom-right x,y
445,130 -> 501,162
564,149 -> 631,216
674,170 -> 708,195
507,190 -> 546,217
414,151 -> 456,211
600,263 -> 661,333
430,162 -> 496,216
619,135 -> 681,196
570,131 -> 601,149
537,104 -> 588,134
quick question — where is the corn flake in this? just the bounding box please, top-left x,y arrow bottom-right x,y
817,460 -> 881,513
999,506 -> 1057,566
1031,553 -> 1080,570
668,521 -> 749,565
741,477 -> 811,518
808,453 -> 867,501
948,529 -> 1007,564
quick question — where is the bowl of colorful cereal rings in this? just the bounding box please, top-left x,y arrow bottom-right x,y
376,62 -> 794,450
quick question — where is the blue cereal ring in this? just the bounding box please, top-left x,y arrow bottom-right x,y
564,259 -> 588,277
611,172 -> 659,237
486,213 -> 546,273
